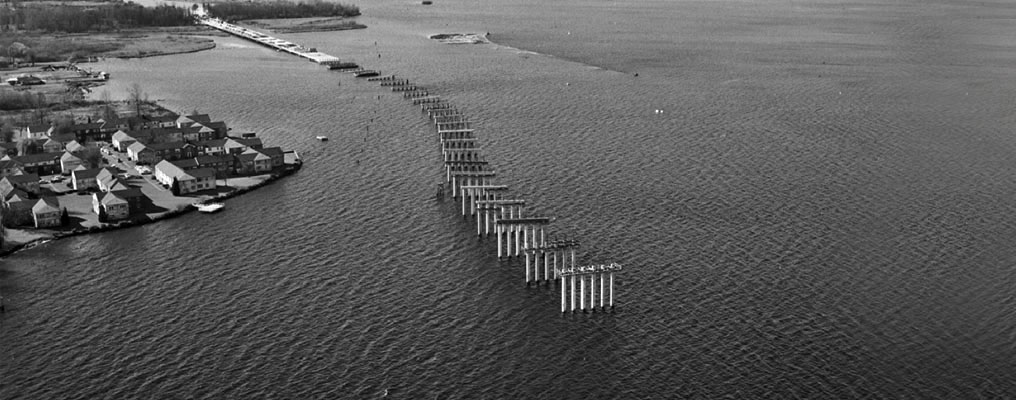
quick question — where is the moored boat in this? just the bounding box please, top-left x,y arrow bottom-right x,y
193,202 -> 225,213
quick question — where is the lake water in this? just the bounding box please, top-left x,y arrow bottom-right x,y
3,0 -> 1016,398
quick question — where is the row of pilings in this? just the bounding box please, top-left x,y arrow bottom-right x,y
358,72 -> 622,313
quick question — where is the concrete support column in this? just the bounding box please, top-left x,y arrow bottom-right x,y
580,274 -> 586,312
552,251 -> 558,280
561,275 -> 567,313
496,223 -> 502,258
525,250 -> 531,284
570,275 -> 576,313
609,272 -> 615,309
593,274 -> 601,310
543,250 -> 549,283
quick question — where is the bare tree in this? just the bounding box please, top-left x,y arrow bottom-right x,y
127,82 -> 144,117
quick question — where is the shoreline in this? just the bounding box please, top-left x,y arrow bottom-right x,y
0,166 -> 300,259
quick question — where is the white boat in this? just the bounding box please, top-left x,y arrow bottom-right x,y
193,202 -> 225,213
316,135 -> 329,141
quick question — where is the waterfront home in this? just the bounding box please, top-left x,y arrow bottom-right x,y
2,190 -> 35,226
193,139 -> 227,156
224,137 -> 263,155
71,167 -> 110,191
92,188 -> 145,220
5,152 -> 62,175
153,160 -> 216,194
60,151 -> 87,174
259,147 -> 286,169
172,154 -> 235,178
176,114 -> 211,128
144,114 -> 179,129
235,148 -> 272,175
0,173 -> 41,196
32,197 -> 61,228
93,190 -> 129,220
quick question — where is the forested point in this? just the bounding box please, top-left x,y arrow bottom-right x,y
0,2 -> 193,33
205,0 -> 360,21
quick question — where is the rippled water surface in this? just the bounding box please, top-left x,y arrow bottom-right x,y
3,0 -> 1016,398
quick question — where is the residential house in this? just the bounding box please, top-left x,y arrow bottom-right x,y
67,121 -> 107,143
172,154 -> 235,178
0,142 -> 17,156
176,114 -> 211,128
112,130 -> 144,152
127,142 -> 157,165
224,137 -> 263,155
2,190 -> 35,226
92,188 -> 144,221
0,173 -> 41,196
96,168 -> 130,192
93,190 -> 129,220
144,113 -> 179,129
22,124 -> 51,139
41,138 -> 63,153
147,141 -> 198,162
193,139 -> 227,156
60,151 -> 87,174
64,140 -> 86,154
71,167 -> 110,191
0,158 -> 24,177
153,160 -> 215,194
259,147 -> 285,169
7,152 -> 61,175
235,148 -> 272,175
32,197 -> 61,228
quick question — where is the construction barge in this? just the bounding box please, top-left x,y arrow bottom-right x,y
198,17 -> 358,70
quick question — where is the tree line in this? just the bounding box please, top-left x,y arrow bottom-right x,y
205,0 -> 360,21
0,2 -> 194,33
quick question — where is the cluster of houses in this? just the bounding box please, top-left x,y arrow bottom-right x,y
1,111 -> 292,229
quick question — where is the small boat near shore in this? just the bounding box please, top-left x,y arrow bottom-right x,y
193,202 -> 225,213
316,135 -> 329,141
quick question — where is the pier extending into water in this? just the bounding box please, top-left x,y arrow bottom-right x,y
197,17 -> 358,69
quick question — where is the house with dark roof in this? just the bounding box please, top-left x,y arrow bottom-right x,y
42,138 -> 63,153
235,148 -> 272,175
0,142 -> 17,156
259,147 -> 285,169
71,167 -> 112,191
68,121 -> 107,142
32,197 -> 61,228
127,142 -> 156,165
60,151 -> 87,174
0,158 -> 25,178
2,190 -> 35,226
224,137 -> 263,155
92,188 -> 145,220
173,154 -> 235,178
147,141 -> 198,163
153,160 -> 215,194
0,173 -> 41,196
96,168 -> 129,192
193,139 -> 228,156
7,152 -> 62,175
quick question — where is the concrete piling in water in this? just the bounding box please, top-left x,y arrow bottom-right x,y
556,263 -> 623,313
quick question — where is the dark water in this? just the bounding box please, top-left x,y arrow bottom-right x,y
3,0 -> 1016,398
